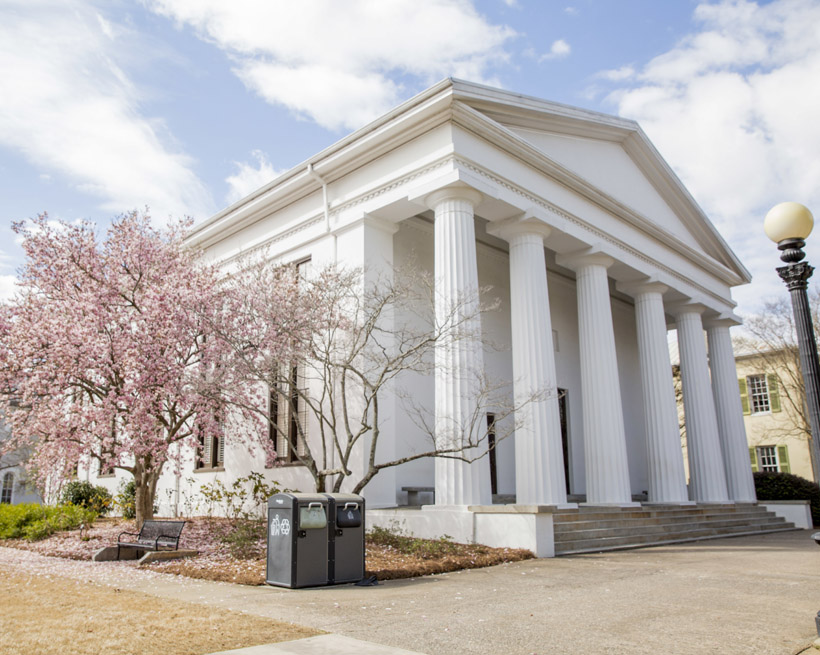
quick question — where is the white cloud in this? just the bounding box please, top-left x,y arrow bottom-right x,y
539,39 -> 571,62
146,0 -> 515,131
599,0 -> 820,313
225,151 -> 283,204
0,0 -> 214,220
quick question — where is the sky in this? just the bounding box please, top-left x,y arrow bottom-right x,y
1,0 -> 819,320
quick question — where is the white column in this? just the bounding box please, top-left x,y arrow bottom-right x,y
675,307 -> 730,502
488,219 -> 568,506
631,283 -> 689,504
427,188 -> 491,506
558,252 -> 633,505
707,322 -> 757,503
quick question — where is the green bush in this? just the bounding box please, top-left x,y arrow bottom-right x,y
753,471 -> 820,526
0,503 -> 97,541
59,480 -> 112,516
115,480 -> 137,519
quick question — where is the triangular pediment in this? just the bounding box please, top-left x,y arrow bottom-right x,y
448,79 -> 750,284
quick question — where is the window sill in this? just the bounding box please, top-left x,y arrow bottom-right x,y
193,466 -> 225,474
96,474 -> 116,479
265,462 -> 305,469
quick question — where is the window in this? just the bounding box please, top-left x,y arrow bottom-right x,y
266,258 -> 311,467
269,365 -> 308,465
98,460 -> 116,478
757,445 -> 778,472
739,374 -> 781,415
1,472 -> 13,504
749,445 -> 790,474
748,375 -> 770,413
195,420 -> 224,471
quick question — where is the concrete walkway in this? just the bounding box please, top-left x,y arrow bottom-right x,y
4,530 -> 820,654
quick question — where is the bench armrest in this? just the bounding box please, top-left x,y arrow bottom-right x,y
118,531 -> 140,543
155,533 -> 181,549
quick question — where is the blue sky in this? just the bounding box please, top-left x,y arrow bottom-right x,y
1,0 -> 819,318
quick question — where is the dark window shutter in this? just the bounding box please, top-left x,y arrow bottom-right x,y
777,445 -> 790,473
739,378 -> 750,415
767,374 -> 781,412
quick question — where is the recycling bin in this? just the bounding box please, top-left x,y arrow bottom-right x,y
324,493 -> 365,584
266,493 -> 329,588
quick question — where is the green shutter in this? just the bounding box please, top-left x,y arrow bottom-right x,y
777,445 -> 790,473
739,378 -> 750,415
749,447 -> 759,472
767,374 -> 781,412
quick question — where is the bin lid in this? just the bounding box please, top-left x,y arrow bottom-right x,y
322,492 -> 364,503
268,492 -> 328,508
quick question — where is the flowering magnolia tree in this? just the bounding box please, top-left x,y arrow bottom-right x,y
0,211 -> 266,526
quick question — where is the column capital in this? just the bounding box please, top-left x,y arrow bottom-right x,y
555,249 -> 614,272
616,280 -> 669,298
703,317 -> 739,330
424,185 -> 483,211
668,301 -> 708,318
486,214 -> 552,243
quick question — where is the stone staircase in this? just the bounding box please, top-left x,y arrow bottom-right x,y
553,504 -> 799,556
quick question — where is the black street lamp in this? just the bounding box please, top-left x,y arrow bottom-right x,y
764,201 -> 820,484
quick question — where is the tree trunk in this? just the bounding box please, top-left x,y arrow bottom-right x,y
133,458 -> 162,528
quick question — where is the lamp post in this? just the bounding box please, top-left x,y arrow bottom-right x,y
764,201 -> 820,483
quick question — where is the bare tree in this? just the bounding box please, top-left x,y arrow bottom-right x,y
219,258 -> 542,495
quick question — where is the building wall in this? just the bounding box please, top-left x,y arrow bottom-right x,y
736,355 -> 815,482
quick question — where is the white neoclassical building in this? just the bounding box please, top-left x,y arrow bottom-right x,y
97,79 -> 768,553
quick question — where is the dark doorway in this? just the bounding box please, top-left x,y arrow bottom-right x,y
558,389 -> 570,493
487,413 -> 498,496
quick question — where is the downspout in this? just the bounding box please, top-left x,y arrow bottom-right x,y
307,163 -> 337,262
306,163 -> 337,486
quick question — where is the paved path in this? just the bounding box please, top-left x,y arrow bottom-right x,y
3,530 -> 820,654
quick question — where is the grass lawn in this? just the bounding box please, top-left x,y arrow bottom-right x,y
0,567 -> 320,655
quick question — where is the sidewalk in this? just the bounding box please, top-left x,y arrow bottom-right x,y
3,530 -> 820,654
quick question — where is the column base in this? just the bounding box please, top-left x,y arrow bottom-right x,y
581,501 -> 642,508
644,501 -> 697,507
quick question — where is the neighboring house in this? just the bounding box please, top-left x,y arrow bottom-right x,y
88,79 -> 756,522
736,353 -> 816,482
0,418 -> 42,506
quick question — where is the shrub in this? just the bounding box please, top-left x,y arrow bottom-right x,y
115,480 -> 137,519
0,503 -> 97,541
753,471 -> 820,526
59,480 -> 112,516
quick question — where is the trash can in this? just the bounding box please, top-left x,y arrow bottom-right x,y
324,493 -> 365,584
266,493 -> 329,588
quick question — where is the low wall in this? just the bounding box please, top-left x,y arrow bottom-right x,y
760,500 -> 813,529
366,505 -> 560,557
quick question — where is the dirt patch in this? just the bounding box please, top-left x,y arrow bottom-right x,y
3,516 -> 534,585
0,567 -> 320,655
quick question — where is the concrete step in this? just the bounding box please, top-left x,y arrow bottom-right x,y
553,512 -> 785,531
551,503 -> 798,555
553,517 -> 789,542
555,526 -> 799,556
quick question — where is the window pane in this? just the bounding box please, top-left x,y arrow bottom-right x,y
747,375 -> 771,414
757,445 -> 779,472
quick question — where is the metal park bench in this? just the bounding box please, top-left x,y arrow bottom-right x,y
117,520 -> 186,560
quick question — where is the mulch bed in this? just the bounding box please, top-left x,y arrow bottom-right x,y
3,516 -> 534,586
